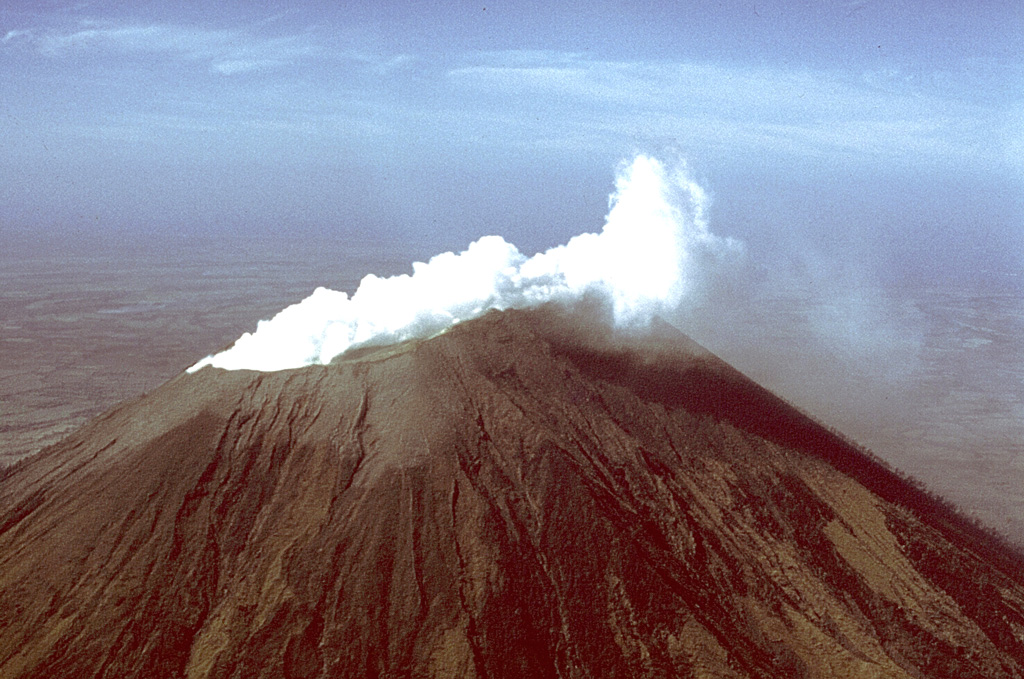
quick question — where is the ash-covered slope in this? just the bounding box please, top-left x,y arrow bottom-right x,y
1,307 -> 1022,678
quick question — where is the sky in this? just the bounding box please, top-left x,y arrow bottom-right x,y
1,0 -> 1020,280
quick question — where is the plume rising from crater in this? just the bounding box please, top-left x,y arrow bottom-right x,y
189,155 -> 740,372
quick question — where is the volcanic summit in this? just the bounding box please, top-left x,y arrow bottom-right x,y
0,306 -> 1022,678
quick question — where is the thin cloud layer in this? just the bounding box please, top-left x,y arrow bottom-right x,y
1,18 -> 317,74
447,52 -> 1010,163
2,13 -> 1011,161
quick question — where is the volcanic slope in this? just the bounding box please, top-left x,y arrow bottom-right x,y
1,307 -> 1023,678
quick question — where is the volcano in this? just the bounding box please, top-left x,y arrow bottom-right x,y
1,307 -> 1022,678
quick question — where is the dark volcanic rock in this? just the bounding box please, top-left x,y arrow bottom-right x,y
1,307 -> 1023,678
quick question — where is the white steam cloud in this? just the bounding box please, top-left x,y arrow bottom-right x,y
188,155 -> 740,372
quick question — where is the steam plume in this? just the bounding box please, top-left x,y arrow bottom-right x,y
188,155 -> 740,372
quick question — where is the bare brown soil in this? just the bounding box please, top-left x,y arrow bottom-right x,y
1,307 -> 1022,678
